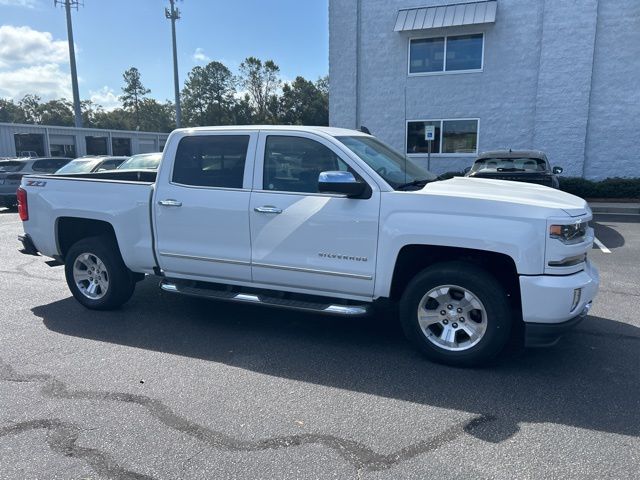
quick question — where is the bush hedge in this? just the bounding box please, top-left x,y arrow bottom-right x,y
559,177 -> 640,199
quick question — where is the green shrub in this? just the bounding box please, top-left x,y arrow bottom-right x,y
559,177 -> 640,199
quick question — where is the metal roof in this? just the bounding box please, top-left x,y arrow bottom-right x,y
394,1 -> 497,32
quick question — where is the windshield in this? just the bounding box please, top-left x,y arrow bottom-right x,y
470,157 -> 547,173
0,161 -> 24,173
118,153 -> 162,170
55,158 -> 101,174
336,136 -> 436,189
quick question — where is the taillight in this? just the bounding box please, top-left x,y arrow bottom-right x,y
17,187 -> 28,221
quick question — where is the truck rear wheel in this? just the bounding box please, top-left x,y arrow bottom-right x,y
399,261 -> 512,366
64,236 -> 135,310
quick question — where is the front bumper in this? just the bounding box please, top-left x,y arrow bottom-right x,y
519,260 -> 599,325
525,302 -> 591,347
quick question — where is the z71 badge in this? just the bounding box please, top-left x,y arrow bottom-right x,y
26,180 -> 47,187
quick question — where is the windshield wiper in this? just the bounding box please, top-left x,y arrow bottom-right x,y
396,178 -> 433,190
496,167 -> 526,172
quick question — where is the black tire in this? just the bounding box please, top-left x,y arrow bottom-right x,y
64,236 -> 135,310
399,261 -> 512,367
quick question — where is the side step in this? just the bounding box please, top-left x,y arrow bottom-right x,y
159,279 -> 370,316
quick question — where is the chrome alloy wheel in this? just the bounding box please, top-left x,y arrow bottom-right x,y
73,252 -> 109,300
417,284 -> 488,352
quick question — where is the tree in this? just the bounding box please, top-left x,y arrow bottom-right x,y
238,57 -> 281,123
278,76 -> 329,126
0,98 -> 27,123
18,94 -> 42,124
137,98 -> 175,132
120,67 -> 150,127
39,99 -> 74,126
181,61 -> 236,126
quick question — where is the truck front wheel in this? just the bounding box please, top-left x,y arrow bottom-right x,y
64,236 -> 135,310
399,262 -> 512,366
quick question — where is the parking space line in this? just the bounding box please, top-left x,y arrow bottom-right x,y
594,237 -> 611,254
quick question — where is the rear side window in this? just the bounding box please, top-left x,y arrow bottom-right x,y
32,158 -> 70,173
172,135 -> 249,188
0,161 -> 24,172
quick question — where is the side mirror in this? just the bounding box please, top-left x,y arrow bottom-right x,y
552,166 -> 563,174
318,171 -> 367,198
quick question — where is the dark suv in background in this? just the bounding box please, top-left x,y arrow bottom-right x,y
466,150 -> 563,189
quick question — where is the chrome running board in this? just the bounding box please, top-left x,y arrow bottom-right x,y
159,279 -> 369,316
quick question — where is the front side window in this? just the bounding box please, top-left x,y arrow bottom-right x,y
172,135 -> 249,188
409,33 -> 483,74
407,120 -> 478,155
337,136 -> 435,190
263,136 -> 350,194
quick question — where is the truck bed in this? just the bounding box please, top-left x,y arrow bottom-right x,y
21,170 -> 158,274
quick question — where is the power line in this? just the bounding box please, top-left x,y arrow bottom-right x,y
165,0 -> 182,128
54,0 -> 84,128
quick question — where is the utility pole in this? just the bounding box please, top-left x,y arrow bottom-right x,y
165,0 -> 182,127
54,0 -> 83,128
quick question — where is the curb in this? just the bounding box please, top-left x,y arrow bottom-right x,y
589,204 -> 640,215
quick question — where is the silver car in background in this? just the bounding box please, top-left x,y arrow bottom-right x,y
0,157 -> 72,208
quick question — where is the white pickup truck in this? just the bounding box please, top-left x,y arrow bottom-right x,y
17,126 -> 599,365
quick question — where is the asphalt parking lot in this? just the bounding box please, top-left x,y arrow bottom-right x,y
0,209 -> 638,479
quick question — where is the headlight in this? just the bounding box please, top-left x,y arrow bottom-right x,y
549,222 -> 587,244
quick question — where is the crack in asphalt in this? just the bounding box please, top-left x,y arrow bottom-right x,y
0,420 -> 155,480
0,356 -> 497,476
0,257 -> 60,282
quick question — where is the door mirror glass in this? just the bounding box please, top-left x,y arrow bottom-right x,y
552,166 -> 563,174
318,171 -> 366,197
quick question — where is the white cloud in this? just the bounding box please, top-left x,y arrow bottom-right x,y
0,25 -> 72,100
192,47 -> 210,64
0,0 -> 39,8
89,86 -> 121,111
0,63 -> 71,99
0,25 -> 68,68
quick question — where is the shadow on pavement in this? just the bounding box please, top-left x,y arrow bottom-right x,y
592,221 -> 625,249
33,279 -> 640,443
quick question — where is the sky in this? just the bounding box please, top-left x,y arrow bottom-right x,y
0,0 -> 329,109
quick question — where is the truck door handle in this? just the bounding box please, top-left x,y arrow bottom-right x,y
158,199 -> 182,207
254,206 -> 282,214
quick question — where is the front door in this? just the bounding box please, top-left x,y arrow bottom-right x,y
249,132 -> 379,299
154,132 -> 257,282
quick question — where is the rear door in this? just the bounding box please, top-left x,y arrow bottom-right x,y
249,131 -> 380,298
154,131 -> 257,282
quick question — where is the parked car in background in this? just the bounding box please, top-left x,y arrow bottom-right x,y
466,150 -> 563,189
117,152 -> 162,171
1,157 -> 72,208
54,156 -> 127,175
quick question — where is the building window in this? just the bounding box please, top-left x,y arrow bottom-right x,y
409,33 -> 483,74
407,119 -> 478,155
14,133 -> 45,157
112,137 -> 131,156
86,136 -> 108,155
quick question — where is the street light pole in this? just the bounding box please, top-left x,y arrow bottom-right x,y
55,0 -> 83,128
165,0 -> 182,128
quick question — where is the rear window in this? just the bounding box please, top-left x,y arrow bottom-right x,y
0,161 -> 24,172
470,157 -> 547,173
172,135 -> 249,188
33,158 -> 71,173
55,159 -> 101,174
